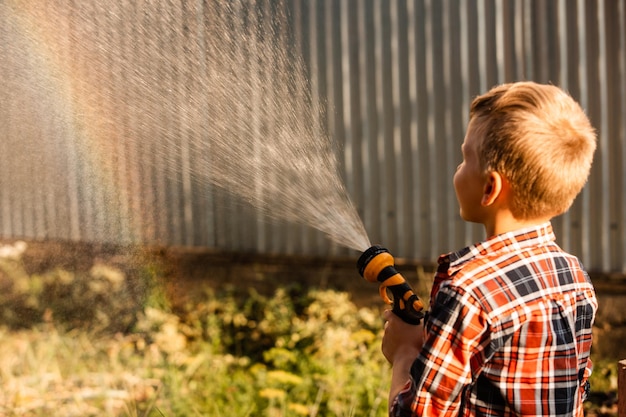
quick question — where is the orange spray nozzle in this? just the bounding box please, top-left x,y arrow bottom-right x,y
357,245 -> 425,325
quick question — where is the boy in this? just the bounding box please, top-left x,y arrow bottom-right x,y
382,82 -> 598,417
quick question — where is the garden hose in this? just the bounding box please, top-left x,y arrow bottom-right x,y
357,245 -> 425,325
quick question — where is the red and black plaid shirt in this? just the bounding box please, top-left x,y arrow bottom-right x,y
391,223 -> 596,417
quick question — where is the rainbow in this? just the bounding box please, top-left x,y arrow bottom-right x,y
3,1 -> 145,244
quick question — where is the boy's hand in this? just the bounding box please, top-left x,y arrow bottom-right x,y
382,309 -> 424,404
382,309 -> 424,365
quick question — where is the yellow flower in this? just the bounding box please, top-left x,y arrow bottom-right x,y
288,403 -> 311,415
259,388 -> 286,400
267,370 -> 303,386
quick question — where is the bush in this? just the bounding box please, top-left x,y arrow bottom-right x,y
174,287 -> 389,416
0,241 -> 158,333
0,241 -> 390,416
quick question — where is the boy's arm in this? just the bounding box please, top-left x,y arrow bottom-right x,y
385,286 -> 489,416
382,309 -> 424,403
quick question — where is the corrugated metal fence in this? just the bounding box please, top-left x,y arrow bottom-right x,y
0,0 -> 625,274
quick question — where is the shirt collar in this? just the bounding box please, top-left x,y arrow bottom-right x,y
438,222 -> 556,275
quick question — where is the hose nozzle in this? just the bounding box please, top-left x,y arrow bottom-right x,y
357,245 -> 425,324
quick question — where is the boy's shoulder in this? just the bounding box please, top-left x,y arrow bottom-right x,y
440,232 -> 592,315
452,241 -> 588,288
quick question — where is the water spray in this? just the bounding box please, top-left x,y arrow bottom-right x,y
3,0 -> 424,327
357,245 -> 425,325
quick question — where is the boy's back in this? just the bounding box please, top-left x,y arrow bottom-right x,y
411,223 -> 596,416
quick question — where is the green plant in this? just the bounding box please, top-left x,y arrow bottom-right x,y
0,240 -> 392,416
0,242 -> 163,334
2,242 -> 616,417
176,287 -> 389,416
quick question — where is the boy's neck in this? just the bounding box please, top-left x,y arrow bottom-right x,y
483,211 -> 551,238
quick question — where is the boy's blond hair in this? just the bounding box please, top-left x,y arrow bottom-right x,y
470,81 -> 597,219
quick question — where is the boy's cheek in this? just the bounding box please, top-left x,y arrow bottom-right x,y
452,175 -> 465,207
452,170 -> 462,193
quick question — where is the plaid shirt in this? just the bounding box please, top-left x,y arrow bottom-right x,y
391,223 -> 597,417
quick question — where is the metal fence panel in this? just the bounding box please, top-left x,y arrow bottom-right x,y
0,0 -> 624,274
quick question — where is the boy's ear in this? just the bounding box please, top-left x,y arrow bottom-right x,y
481,171 -> 504,206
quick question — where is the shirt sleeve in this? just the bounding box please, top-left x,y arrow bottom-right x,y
391,285 -> 489,417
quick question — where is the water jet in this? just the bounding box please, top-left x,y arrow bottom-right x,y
1,0 -> 371,251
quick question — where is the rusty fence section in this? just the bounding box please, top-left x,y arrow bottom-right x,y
0,0 -> 625,274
